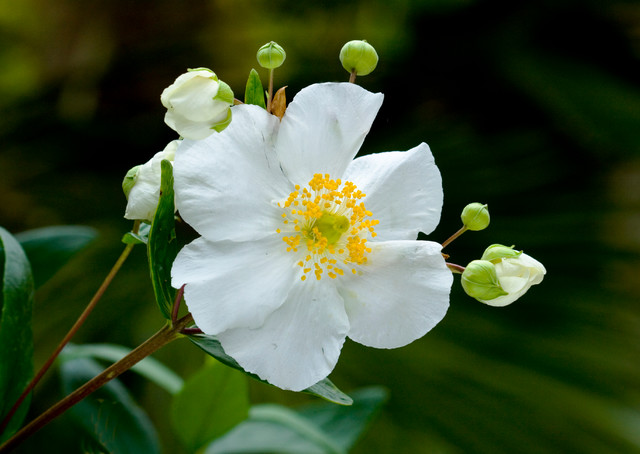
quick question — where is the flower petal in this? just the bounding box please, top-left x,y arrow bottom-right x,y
340,240 -> 452,348
275,83 -> 383,185
174,105 -> 290,241
217,280 -> 350,391
172,235 -> 298,333
343,143 -> 443,240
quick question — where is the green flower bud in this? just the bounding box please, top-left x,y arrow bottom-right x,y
461,202 -> 490,231
339,40 -> 378,76
481,244 -> 521,262
122,165 -> 141,199
461,260 -> 508,301
257,41 -> 286,69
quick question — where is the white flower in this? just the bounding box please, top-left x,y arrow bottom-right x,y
124,140 -> 180,222
475,244 -> 546,307
171,83 -> 453,391
161,68 -> 234,140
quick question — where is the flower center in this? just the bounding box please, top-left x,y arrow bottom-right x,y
276,173 -> 378,281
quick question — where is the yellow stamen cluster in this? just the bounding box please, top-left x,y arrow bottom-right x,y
277,173 -> 379,281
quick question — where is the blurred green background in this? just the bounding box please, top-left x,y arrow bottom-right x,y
2,0 -> 640,452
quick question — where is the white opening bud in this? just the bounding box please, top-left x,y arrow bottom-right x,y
124,140 -> 180,222
160,68 -> 234,140
339,40 -> 378,76
472,244 -> 547,307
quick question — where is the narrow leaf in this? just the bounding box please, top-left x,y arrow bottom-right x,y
58,356 -> 160,454
171,358 -> 249,452
188,334 -> 353,405
61,343 -> 183,395
244,68 -> 267,109
0,227 -> 34,442
16,225 -> 97,288
147,160 -> 177,319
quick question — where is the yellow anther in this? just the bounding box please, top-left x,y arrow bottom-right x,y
276,173 -> 378,282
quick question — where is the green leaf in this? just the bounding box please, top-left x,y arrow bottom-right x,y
205,387 -> 387,454
15,225 -> 97,288
188,334 -> 353,405
297,387 -> 388,451
61,343 -> 183,395
171,358 -> 249,452
121,222 -> 150,245
147,160 -> 177,319
0,227 -> 34,443
244,68 -> 266,109
58,356 -> 160,454
207,404 -> 344,454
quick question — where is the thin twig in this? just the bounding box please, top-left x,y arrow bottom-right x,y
441,226 -> 467,250
0,224 -> 140,435
0,314 -> 193,453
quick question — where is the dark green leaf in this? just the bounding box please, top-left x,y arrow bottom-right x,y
171,358 -> 249,452
15,225 -> 97,288
0,227 -> 34,442
62,343 -> 183,395
147,160 -> 177,319
188,334 -> 353,405
297,387 -> 388,451
244,68 -> 266,109
121,222 -> 150,245
58,355 -> 160,454
205,388 -> 386,454
206,404 -> 343,454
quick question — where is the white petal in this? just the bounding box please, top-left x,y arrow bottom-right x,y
275,83 -> 383,185
164,111 -> 216,140
217,280 -> 350,391
172,235 -> 298,333
343,143 -> 443,240
174,105 -> 290,241
340,240 -> 452,348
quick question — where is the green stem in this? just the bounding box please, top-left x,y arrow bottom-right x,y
0,314 -> 193,453
266,68 -> 274,113
0,224 -> 139,436
441,225 -> 468,250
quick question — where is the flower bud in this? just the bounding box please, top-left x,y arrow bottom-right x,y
339,40 -> 378,76
461,260 -> 508,301
124,140 -> 180,222
257,41 -> 286,69
160,68 -> 234,140
461,202 -> 490,231
122,165 -> 141,199
473,244 -> 546,307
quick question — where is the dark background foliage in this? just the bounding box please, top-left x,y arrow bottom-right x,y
1,0 -> 639,452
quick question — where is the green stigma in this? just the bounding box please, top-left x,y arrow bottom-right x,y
313,213 -> 350,245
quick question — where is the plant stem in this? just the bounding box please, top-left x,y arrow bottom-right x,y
266,68 -> 274,113
0,314 -> 193,453
447,263 -> 466,274
349,70 -> 357,84
441,226 -> 467,250
0,227 -> 139,436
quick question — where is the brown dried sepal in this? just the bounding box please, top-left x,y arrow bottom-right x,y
271,86 -> 288,120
